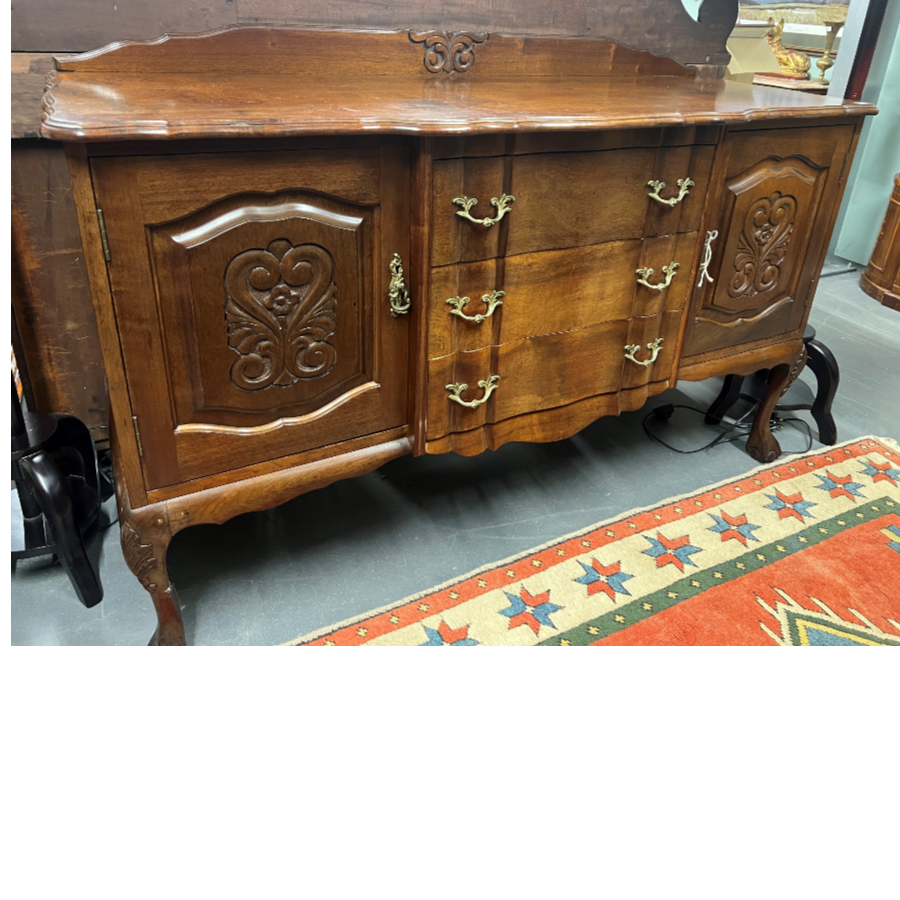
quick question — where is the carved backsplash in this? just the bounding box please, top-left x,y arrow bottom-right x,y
409,31 -> 489,73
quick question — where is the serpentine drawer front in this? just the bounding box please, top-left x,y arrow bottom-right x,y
428,233 -> 699,357
432,143 -> 714,265
41,26 -> 875,644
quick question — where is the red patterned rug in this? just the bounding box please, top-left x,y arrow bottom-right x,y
291,437 -> 900,646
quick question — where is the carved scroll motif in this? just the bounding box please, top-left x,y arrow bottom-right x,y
225,239 -> 337,391
780,343 -> 808,398
41,70 -> 59,123
729,192 -> 797,300
409,30 -> 489,74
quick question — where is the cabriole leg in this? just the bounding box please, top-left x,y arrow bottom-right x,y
745,363 -> 792,463
119,511 -> 185,646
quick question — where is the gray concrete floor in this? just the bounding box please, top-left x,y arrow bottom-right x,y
10,270 -> 900,645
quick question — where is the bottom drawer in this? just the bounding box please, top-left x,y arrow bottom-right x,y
426,309 -> 683,441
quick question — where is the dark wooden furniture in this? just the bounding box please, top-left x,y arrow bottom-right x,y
860,173 -> 900,313
41,25 -> 876,645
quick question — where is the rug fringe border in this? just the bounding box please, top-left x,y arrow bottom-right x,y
286,434 -> 900,645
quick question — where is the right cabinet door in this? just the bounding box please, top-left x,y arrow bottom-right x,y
684,125 -> 855,359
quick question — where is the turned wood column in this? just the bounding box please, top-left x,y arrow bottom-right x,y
860,173 -> 900,312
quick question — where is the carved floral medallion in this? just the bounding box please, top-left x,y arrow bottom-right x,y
409,30 -> 489,74
729,192 -> 797,300
225,239 -> 337,391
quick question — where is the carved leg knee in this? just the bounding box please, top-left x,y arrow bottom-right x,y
120,513 -> 186,647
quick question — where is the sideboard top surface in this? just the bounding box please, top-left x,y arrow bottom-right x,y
41,26 -> 876,142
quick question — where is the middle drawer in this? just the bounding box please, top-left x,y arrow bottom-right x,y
429,232 -> 698,358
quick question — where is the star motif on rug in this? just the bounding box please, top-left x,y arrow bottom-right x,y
859,458 -> 899,486
764,488 -> 816,521
499,587 -> 562,635
574,558 -> 633,601
707,510 -> 760,546
642,532 -> 702,571
814,470 -> 865,501
420,621 -> 478,646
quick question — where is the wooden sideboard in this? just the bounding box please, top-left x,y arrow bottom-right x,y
41,26 -> 876,645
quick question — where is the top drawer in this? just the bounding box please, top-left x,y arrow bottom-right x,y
432,143 -> 714,266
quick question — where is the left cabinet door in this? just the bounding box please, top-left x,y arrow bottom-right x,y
91,144 -> 411,491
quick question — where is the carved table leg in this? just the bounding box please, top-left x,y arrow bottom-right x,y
120,510 -> 186,646
745,363 -> 793,463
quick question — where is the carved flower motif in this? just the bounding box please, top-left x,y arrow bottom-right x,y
264,284 -> 298,316
757,225 -> 775,243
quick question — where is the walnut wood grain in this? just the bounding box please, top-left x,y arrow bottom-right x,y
676,337 -> 801,383
429,233 -> 697,358
433,144 -> 713,266
683,124 -> 857,360
427,321 -> 662,440
164,437 -> 412,533
621,310 -> 684,392
90,143 -> 411,491
64,143 -> 147,505
42,60 -> 876,141
145,426 -> 410,505
425,381 -> 674,457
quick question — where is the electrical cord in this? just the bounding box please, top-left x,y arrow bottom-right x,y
642,403 -> 813,455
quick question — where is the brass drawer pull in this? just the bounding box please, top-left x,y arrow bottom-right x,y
647,177 -> 694,208
636,262 -> 679,291
446,290 -> 505,324
453,193 -> 515,227
388,252 -> 411,317
624,338 -> 664,368
446,375 -> 500,408
697,229 -> 719,287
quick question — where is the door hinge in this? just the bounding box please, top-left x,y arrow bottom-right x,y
132,415 -> 144,458
97,208 -> 111,262
838,151 -> 851,186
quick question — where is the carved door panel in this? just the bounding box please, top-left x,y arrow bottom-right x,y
91,145 -> 411,491
684,126 -> 855,358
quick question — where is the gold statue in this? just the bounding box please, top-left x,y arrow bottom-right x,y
764,19 -> 812,79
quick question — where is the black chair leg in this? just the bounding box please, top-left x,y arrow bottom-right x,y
13,463 -> 48,551
705,374 -> 744,425
805,337 -> 840,444
18,451 -> 103,608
